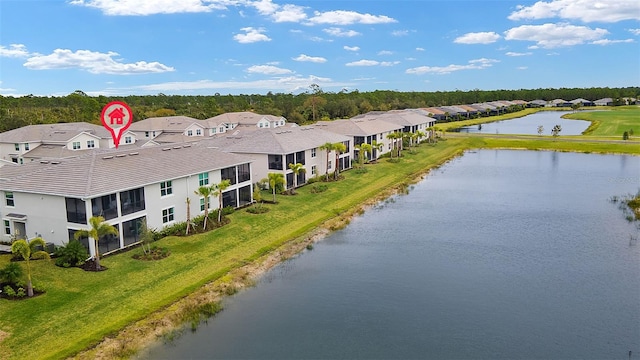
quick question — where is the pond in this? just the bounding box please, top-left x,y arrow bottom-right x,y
140,150 -> 640,360
455,111 -> 591,135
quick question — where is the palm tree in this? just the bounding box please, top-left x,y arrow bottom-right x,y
371,140 -> 383,160
319,142 -> 334,179
213,179 -> 231,223
185,197 -> 192,235
355,143 -> 372,168
288,162 -> 306,189
194,185 -> 213,229
74,216 -> 118,271
11,237 -> 50,297
414,130 -> 425,145
267,172 -> 285,203
333,142 -> 347,180
386,132 -> 401,158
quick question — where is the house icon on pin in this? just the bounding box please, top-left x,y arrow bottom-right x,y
108,107 -> 126,125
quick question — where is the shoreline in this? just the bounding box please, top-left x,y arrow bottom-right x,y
71,150 -> 461,360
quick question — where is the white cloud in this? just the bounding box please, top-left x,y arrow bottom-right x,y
308,10 -> 396,25
629,29 -> 640,36
132,75 -> 350,93
378,50 -> 393,55
591,38 -> 634,45
23,49 -> 174,74
454,32 -> 500,44
505,51 -> 533,56
0,44 -> 31,58
517,66 -> 528,70
246,65 -> 293,75
392,30 -> 409,37
69,0 -> 236,16
504,23 -> 608,48
406,58 -> 499,75
271,4 -> 307,22
508,0 -> 640,23
323,27 -> 361,37
293,54 -> 327,63
250,0 -> 279,15
416,47 -> 425,51
344,46 -> 360,51
234,27 -> 271,43
346,59 -> 399,67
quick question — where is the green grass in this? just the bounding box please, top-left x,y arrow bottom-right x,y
0,140 -> 470,360
562,106 -> 640,137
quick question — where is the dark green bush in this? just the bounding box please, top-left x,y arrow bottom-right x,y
0,262 -> 23,284
54,240 -> 88,268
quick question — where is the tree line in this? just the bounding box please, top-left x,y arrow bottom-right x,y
1,86 -> 638,132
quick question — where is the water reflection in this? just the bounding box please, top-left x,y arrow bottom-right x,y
456,111 -> 590,135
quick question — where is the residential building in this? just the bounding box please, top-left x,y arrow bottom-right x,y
0,143 -> 253,257
315,118 -> 403,160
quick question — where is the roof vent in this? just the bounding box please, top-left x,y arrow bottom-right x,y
173,146 -> 182,149
116,154 -> 127,158
51,161 -> 60,164
40,160 -> 49,164
103,156 -> 114,159
129,152 -> 139,156
162,148 -> 171,151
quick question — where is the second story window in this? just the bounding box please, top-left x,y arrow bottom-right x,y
198,172 -> 209,186
187,130 -> 193,136
5,192 -> 15,207
145,131 -> 150,137
73,142 -> 81,150
14,144 -> 19,151
24,143 -> 29,151
160,181 -> 173,196
87,140 -> 95,148
311,148 -> 317,158
196,129 -> 202,136
125,136 -> 132,144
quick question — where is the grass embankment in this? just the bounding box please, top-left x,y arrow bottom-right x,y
0,139 -> 469,360
562,105 -> 639,137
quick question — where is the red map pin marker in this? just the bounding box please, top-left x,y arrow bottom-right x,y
100,101 -> 133,148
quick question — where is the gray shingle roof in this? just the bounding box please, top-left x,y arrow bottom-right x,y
129,116 -> 202,132
0,143 -> 252,198
202,126 -> 350,154
0,122 -> 111,143
315,118 -> 402,136
206,112 -> 285,126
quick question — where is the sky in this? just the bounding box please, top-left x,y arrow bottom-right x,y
0,0 -> 639,97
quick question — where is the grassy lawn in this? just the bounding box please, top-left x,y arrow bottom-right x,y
562,106 -> 640,137
0,140 -> 470,360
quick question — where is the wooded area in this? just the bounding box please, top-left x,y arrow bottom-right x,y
1,86 -> 638,132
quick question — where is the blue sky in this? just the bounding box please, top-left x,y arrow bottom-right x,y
1,0 -> 639,96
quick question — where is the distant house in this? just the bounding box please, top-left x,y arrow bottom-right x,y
550,99 -> 572,107
0,122 -> 137,164
207,111 -> 289,130
570,98 -> 594,107
594,98 -> 613,106
527,99 -> 547,108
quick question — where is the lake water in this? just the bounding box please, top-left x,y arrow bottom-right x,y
456,111 -> 591,135
141,150 -> 640,360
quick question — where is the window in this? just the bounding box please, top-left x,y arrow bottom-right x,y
198,172 -> 209,186
328,160 -> 332,170
238,185 -> 252,207
187,130 -> 193,136
24,143 -> 29,151
122,216 -> 145,247
311,148 -> 317,158
152,131 -> 156,137
5,192 -> 14,207
125,136 -> 132,144
65,197 -> 87,224
19,158 -> 23,165
286,153 -> 295,167
237,163 -> 251,183
120,187 -> 145,215
72,141 -> 81,150
212,128 -> 217,134
160,181 -> 173,196
145,131 -> 150,137
4,220 -> 10,235
222,190 -> 237,209
98,223 -> 120,254
91,194 -> 118,220
296,151 -> 305,165
14,143 -> 19,151
87,140 -> 95,148
162,207 -> 174,223
200,197 -> 208,212
221,166 -> 237,185
196,129 -> 202,136
311,165 -> 317,175
11,158 -> 18,164
268,154 -> 283,170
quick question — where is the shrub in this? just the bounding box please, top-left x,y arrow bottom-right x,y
16,287 -> 26,298
310,184 -> 328,193
54,240 -> 88,268
0,262 -> 23,284
3,285 -> 16,298
222,206 -> 235,215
